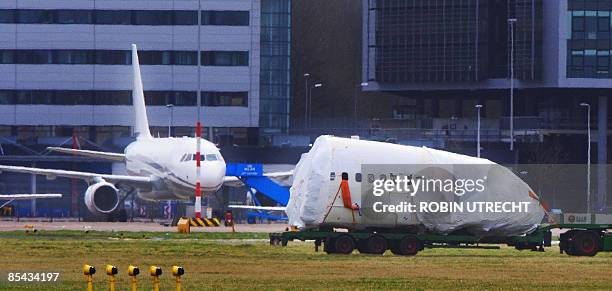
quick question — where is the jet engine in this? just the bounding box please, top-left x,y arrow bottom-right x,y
84,181 -> 120,215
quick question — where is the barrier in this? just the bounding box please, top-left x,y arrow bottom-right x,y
188,217 -> 221,227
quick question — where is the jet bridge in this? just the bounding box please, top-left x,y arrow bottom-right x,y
225,163 -> 289,222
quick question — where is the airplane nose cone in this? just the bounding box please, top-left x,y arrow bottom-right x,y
201,163 -> 225,189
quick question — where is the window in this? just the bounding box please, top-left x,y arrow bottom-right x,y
95,10 -> 131,25
355,173 -> 362,182
56,50 -> 93,64
173,11 -> 197,25
173,92 -> 197,106
0,50 -> 14,64
202,51 -> 249,66
202,11 -> 249,26
191,154 -> 206,161
0,91 -> 14,104
18,10 -> 52,24
0,10 -> 15,23
94,91 -> 131,105
17,50 -> 53,64
173,51 -> 197,65
95,50 -> 130,65
203,92 -> 248,107
56,10 -> 92,24
134,10 -> 171,25
205,154 -> 218,161
55,91 -> 93,105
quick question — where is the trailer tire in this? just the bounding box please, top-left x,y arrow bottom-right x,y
573,231 -> 601,257
560,230 -> 578,255
366,235 -> 388,255
391,236 -> 421,256
357,239 -> 370,254
334,235 -> 355,254
324,237 -> 336,254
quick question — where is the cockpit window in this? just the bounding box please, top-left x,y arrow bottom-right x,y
180,154 -> 187,162
191,154 -> 206,161
205,154 -> 218,161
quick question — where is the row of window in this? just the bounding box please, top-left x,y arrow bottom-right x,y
0,50 -> 249,66
179,153 -> 219,162
568,49 -> 612,78
570,11 -> 612,39
0,90 -> 248,107
0,9 -> 249,26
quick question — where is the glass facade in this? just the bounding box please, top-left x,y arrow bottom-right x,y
367,0 -> 542,83
260,0 -> 291,134
568,0 -> 612,78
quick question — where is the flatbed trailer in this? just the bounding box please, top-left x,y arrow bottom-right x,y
270,214 -> 612,256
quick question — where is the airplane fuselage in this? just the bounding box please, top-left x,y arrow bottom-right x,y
124,137 -> 226,201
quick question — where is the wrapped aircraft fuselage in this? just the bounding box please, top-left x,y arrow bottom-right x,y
286,136 -> 545,237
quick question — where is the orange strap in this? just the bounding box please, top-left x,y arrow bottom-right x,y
340,179 -> 359,210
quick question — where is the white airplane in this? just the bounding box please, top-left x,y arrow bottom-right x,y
0,44 -> 292,217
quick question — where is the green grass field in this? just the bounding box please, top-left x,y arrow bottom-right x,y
0,230 -> 611,290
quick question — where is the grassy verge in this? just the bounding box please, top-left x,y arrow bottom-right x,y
0,231 -> 610,290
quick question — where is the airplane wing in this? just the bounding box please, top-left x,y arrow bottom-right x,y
222,170 -> 293,187
0,194 -> 62,200
0,165 -> 151,188
228,205 -> 287,211
47,147 -> 125,162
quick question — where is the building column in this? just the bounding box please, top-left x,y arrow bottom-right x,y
597,96 -> 608,212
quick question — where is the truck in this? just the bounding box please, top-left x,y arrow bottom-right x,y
269,213 -> 612,257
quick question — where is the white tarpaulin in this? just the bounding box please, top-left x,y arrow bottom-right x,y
286,136 -> 545,237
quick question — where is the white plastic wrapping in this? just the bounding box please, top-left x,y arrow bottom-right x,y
286,136 -> 545,236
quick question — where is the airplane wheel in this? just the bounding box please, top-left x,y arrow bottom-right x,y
334,235 -> 355,254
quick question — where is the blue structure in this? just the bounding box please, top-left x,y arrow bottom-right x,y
225,163 -> 290,222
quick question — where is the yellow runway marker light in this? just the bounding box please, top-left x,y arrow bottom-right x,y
82,264 -> 95,291
149,265 -> 162,291
172,265 -> 185,291
127,265 -> 140,291
106,265 -> 118,291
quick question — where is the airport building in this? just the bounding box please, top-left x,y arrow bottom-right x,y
359,0 -> 611,161
0,0 -> 291,148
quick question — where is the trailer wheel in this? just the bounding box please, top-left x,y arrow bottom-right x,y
324,237 -> 336,254
366,235 -> 388,255
573,231 -> 601,257
334,235 -> 355,254
391,236 -> 421,256
560,230 -> 578,255
357,239 -> 370,254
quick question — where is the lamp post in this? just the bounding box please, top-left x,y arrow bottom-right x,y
166,104 -> 174,137
580,102 -> 591,213
308,82 -> 323,128
508,18 -> 517,152
354,82 -> 369,129
475,104 -> 483,158
303,73 -> 310,128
